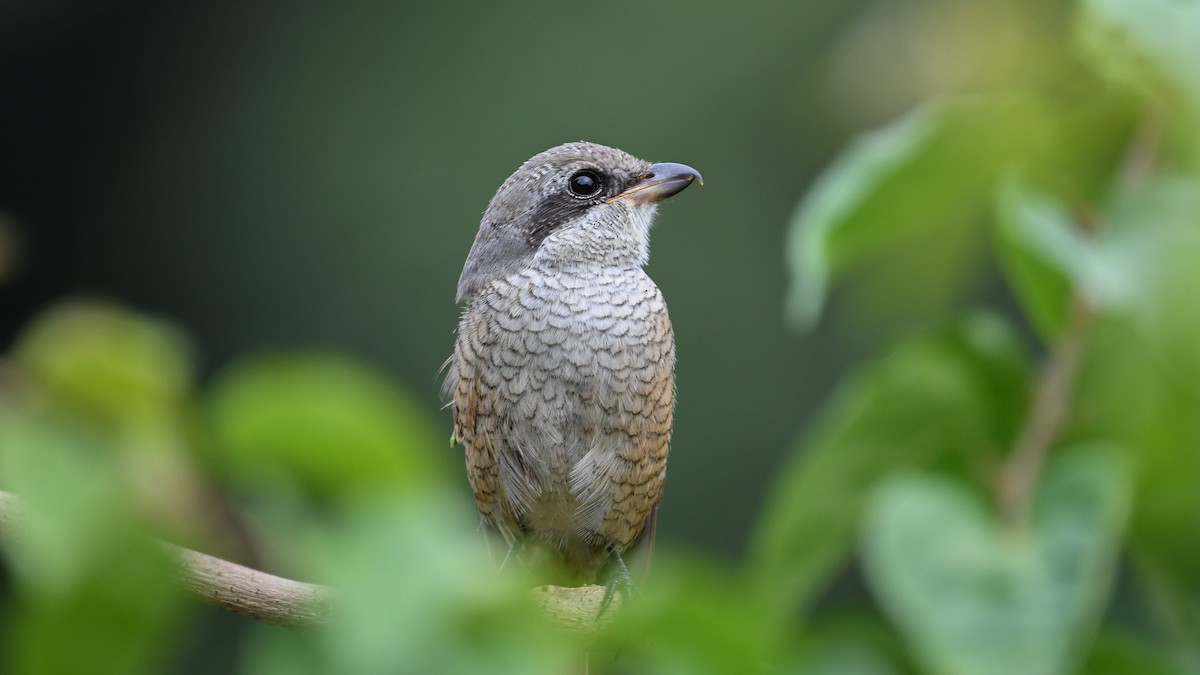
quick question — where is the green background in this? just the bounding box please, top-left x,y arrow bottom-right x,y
5,0 -> 1198,673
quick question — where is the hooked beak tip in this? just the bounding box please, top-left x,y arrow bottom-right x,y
613,161 -> 703,204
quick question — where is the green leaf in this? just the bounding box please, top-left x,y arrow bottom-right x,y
205,353 -> 447,495
749,313 -> 1029,616
993,178 -> 1076,337
785,103 -> 938,327
861,450 -> 1130,675
789,615 -> 913,675
1127,178 -> 1200,387
797,647 -> 900,675
785,98 -> 1047,328
994,177 -> 1156,337
1076,0 -> 1200,115
1080,630 -> 1191,675
1137,557 -> 1200,671
241,494 -> 578,675
1076,0 -> 1200,167
0,415 -> 183,675
600,554 -> 782,675
1052,181 -> 1200,662
1061,180 -> 1200,448
786,88 -> 1137,330
996,175 -> 1194,341
14,301 -> 194,432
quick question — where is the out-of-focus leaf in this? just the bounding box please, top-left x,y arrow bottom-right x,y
1136,558 -> 1200,670
1076,0 -> 1200,166
1125,178 -> 1200,387
786,99 -> 994,328
10,301 -> 243,561
1074,326 -> 1200,662
1080,630 -> 1189,675
0,414 -> 183,675
205,353 -> 446,495
1076,0 -> 1200,115
785,91 -> 1134,329
1074,180 -> 1200,553
240,494 -> 577,675
14,301 -> 194,432
0,417 -> 127,589
797,647 -> 899,675
1096,180 -> 1200,661
749,313 -> 1029,616
994,177 -> 1075,337
789,615 -> 913,675
1052,180 -> 1200,663
862,450 -> 1129,675
242,500 -> 779,675
994,177 -> 1157,337
599,554 -> 781,675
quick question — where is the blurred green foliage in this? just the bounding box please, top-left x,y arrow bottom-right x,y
861,450 -> 1129,675
4,0 -> 1200,673
751,314 -> 1031,618
205,354 -> 446,495
15,302 -> 194,433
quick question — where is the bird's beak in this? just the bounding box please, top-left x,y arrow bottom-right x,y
610,162 -> 703,205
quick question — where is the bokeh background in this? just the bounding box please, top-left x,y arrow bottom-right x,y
1,3 -> 880,671
4,1 -> 1199,674
1,0 -> 883,560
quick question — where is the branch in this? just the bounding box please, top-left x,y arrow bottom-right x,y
0,489 -> 608,630
997,296 -> 1095,524
166,545 -> 333,627
536,584 -> 618,631
1,488 -> 332,627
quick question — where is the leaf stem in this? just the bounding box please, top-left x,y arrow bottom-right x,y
998,295 -> 1094,525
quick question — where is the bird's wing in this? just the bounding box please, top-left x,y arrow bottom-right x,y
452,327 -> 523,545
636,506 -> 658,579
456,223 -> 535,303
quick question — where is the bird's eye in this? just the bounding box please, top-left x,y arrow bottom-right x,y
567,169 -> 604,199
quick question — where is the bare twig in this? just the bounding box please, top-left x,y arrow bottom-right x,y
166,545 -> 333,627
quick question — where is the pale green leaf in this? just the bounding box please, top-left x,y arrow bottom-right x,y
994,177 -> 1153,337
1080,630 -> 1191,675
0,416 -> 183,675
1076,0 -> 1200,113
785,103 -> 942,327
205,353 -> 446,494
14,301 -> 194,432
749,314 -> 1029,616
862,450 -> 1130,675
1076,0 -> 1200,165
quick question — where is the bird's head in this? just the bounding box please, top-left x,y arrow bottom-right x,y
456,141 -> 701,302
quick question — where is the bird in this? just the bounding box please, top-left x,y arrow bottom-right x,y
443,141 -> 701,593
